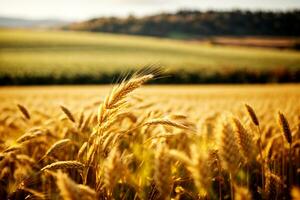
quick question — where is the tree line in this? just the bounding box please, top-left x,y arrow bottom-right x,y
66,10 -> 300,38
1,67 -> 299,85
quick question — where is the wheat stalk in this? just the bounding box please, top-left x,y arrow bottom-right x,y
60,105 -> 76,123
80,111 -> 93,131
231,117 -> 256,163
3,145 -> 23,153
245,104 -> 259,126
16,130 -> 44,143
217,116 -> 243,173
277,112 -> 292,144
96,74 -> 153,126
104,74 -> 153,109
245,104 -> 265,188
103,147 -> 126,191
189,145 -> 211,197
77,110 -> 85,129
77,142 -> 88,160
41,161 -> 84,172
42,139 -> 71,159
144,118 -> 193,131
17,104 -> 31,120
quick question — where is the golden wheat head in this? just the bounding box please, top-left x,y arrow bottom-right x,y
41,161 -> 84,172
17,104 -> 31,120
245,104 -> 259,126
277,111 -> 292,144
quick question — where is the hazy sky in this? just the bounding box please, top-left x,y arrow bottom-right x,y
0,0 -> 299,21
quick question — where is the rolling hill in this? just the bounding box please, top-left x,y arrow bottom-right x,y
0,28 -> 299,84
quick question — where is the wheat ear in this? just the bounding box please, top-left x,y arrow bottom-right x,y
217,116 -> 243,173
232,117 -> 256,163
60,105 -> 76,123
42,139 -> 71,159
17,104 -> 31,120
277,112 -> 292,144
245,104 -> 259,126
41,161 -> 84,172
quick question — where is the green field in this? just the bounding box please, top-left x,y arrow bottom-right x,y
0,28 -> 300,83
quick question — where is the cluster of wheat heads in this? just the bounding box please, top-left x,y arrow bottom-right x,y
0,73 -> 300,200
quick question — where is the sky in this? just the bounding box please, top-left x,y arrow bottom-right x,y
0,0 -> 299,21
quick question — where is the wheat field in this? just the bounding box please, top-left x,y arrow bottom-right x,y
0,77 -> 300,199
1,29 -> 300,79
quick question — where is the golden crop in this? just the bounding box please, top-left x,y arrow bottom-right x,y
0,76 -> 300,199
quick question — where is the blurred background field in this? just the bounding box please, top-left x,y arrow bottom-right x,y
0,28 -> 300,84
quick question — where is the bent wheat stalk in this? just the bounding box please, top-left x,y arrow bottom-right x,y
17,130 -> 44,143
41,161 -> 84,172
144,118 -> 194,131
41,139 -> 71,160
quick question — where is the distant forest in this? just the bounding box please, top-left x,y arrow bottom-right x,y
66,10 -> 300,38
